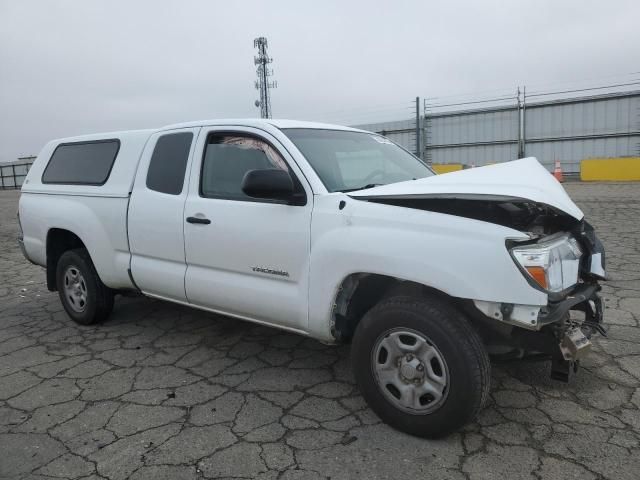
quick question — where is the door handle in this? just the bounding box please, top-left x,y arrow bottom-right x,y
186,216 -> 211,225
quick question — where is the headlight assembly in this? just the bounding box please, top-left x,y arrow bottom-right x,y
510,233 -> 582,293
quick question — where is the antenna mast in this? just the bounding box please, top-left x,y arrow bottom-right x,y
253,37 -> 277,118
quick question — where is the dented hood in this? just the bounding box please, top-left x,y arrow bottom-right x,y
349,157 -> 584,220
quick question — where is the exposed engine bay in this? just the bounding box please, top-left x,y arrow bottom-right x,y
365,196 -> 578,236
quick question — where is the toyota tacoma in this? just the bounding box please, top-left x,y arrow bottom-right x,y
18,119 -> 606,437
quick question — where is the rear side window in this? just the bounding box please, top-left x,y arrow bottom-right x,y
42,140 -> 120,185
146,132 -> 194,195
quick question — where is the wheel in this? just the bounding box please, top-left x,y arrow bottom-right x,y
351,294 -> 490,438
56,248 -> 114,325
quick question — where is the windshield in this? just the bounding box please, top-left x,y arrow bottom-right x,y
283,128 -> 434,192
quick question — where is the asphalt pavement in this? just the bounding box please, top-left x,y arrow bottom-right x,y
1,183 -> 639,480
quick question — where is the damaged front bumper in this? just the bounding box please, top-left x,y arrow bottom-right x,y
474,284 -> 605,382
545,282 -> 606,381
474,281 -> 604,331
540,282 -> 604,332
473,222 -> 607,382
542,221 -> 607,381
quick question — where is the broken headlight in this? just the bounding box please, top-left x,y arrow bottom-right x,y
510,233 -> 582,293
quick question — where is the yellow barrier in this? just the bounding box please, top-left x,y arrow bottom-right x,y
581,157 -> 640,181
432,164 -> 463,174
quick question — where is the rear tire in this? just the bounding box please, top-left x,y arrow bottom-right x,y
351,294 -> 490,438
56,248 -> 114,325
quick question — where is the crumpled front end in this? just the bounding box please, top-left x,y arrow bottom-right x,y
471,219 -> 606,382
350,158 -> 607,381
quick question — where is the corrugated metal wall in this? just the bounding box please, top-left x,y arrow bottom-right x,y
524,94 -> 640,173
354,91 -> 640,174
427,106 -> 519,166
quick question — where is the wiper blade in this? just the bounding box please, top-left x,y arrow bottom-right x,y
339,183 -> 383,193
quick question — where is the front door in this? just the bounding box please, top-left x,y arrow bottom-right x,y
183,127 -> 312,330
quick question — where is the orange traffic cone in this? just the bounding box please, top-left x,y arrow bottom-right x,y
553,159 -> 564,182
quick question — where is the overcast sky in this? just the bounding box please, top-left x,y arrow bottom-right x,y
1,0 -> 639,161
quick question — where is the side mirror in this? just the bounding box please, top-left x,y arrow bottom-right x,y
241,169 -> 294,201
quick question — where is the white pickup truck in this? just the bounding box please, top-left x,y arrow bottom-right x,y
18,119 -> 606,437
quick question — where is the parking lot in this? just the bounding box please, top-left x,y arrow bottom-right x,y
1,183 -> 639,480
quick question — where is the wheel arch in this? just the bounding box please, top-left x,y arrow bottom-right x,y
331,272 -> 462,342
46,228 -> 88,291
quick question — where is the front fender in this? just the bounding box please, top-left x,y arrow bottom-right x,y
307,195 -> 547,341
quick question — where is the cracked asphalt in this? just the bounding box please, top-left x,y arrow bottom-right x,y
1,183 -> 639,480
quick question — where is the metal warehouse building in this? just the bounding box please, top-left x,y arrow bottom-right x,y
355,90 -> 640,175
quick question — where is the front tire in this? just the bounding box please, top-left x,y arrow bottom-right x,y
56,248 -> 114,325
351,294 -> 490,438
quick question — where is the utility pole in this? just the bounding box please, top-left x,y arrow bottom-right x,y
517,87 -> 523,158
253,37 -> 277,119
521,86 -> 527,158
423,98 -> 432,166
415,97 -> 421,158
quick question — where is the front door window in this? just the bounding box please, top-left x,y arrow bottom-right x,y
200,134 -> 288,201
